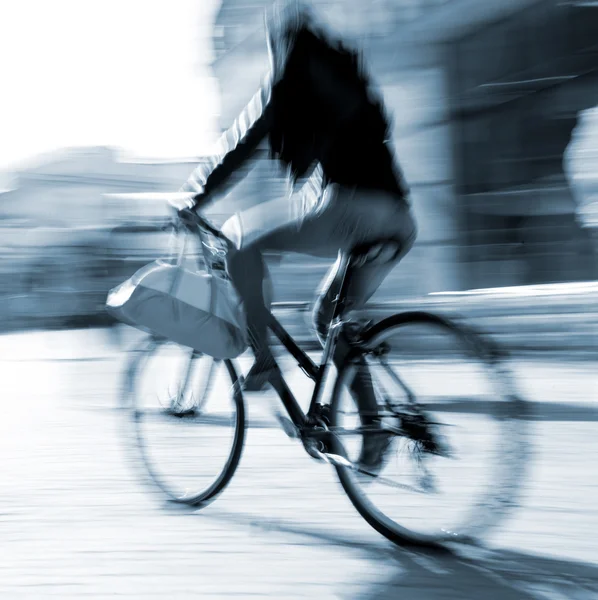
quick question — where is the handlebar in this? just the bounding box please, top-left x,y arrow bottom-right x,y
165,194 -> 228,242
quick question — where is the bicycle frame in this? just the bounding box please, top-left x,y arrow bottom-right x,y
135,208 -> 529,546
264,251 -> 354,430
185,210 -> 357,431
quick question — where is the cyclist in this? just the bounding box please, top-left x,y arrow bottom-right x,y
178,0 -> 417,470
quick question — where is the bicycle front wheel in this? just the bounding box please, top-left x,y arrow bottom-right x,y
329,311 -> 529,547
125,339 -> 245,507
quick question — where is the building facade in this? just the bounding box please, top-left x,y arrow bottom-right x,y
0,148 -> 207,328
444,0 -> 598,287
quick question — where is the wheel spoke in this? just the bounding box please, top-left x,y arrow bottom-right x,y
126,341 -> 245,506
330,313 -> 529,546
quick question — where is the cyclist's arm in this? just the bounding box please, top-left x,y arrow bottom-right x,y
180,78 -> 274,211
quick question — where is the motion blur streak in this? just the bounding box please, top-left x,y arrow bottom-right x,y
1,0 -> 597,598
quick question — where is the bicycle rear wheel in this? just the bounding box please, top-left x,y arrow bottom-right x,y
329,312 -> 529,547
125,339 -> 245,507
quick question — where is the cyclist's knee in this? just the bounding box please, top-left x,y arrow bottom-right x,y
221,214 -> 242,250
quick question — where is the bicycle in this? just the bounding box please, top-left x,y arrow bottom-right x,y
122,211 -> 530,548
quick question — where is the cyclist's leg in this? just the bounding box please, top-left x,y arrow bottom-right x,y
223,186 -> 340,388
224,197 -> 295,386
313,240 -> 413,417
223,183 -> 415,391
312,189 -> 416,352
312,191 -> 416,467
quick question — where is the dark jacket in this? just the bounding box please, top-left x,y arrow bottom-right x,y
181,28 -> 409,208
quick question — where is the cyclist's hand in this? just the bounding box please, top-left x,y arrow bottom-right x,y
177,206 -> 198,228
166,193 -> 202,229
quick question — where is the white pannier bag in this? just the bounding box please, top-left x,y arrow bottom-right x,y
106,240 -> 249,359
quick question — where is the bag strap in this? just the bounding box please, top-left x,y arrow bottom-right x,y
167,227 -> 189,296
166,219 -> 223,297
176,228 -> 189,267
196,226 -> 220,277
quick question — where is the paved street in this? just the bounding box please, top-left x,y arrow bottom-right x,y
1,328 -> 597,599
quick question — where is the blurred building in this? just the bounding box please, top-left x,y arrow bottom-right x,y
0,147 -> 207,329
441,0 -> 598,287
0,144 -> 278,329
0,147 -> 201,226
209,0 -> 598,293
2,0 -> 597,331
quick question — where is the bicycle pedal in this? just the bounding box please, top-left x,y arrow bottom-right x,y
317,451 -> 352,469
165,407 -> 197,418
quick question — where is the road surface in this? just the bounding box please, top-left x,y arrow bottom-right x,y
1,328 -> 597,599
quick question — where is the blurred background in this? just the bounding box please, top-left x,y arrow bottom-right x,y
1,0 -> 597,351
2,3 -> 598,596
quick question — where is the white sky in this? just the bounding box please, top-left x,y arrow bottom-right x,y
0,0 -> 221,170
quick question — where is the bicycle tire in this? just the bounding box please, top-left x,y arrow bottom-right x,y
123,337 -> 246,507
329,311 -> 530,547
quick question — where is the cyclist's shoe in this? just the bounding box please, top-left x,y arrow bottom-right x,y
243,359 -> 279,392
400,411 -> 452,458
357,428 -> 394,478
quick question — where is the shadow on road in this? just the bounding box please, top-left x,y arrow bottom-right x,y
365,548 -> 598,600
196,507 -> 598,599
420,399 -> 598,422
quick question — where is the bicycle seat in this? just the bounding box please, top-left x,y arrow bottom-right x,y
348,238 -> 404,267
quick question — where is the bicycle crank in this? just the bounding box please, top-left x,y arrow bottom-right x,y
314,450 -> 434,493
